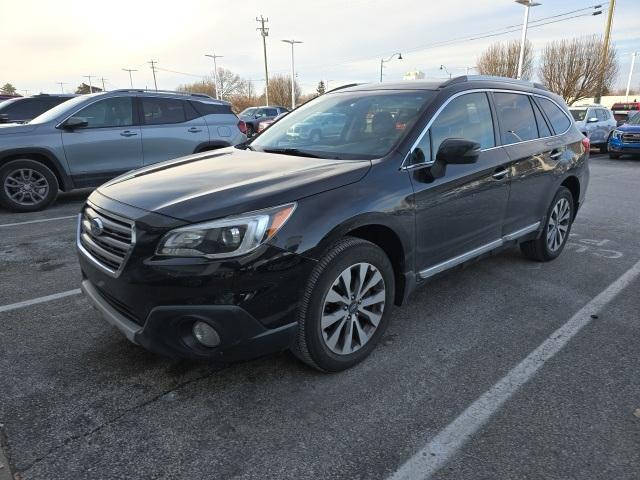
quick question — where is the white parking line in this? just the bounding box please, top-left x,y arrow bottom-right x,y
0,215 -> 76,228
389,258 -> 640,480
0,289 -> 82,314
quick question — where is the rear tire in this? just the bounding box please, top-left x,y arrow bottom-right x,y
0,159 -> 58,212
520,187 -> 574,262
609,152 -> 621,159
292,237 -> 395,372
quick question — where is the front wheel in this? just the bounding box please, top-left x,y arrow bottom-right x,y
0,159 -> 59,212
609,152 -> 621,159
520,187 -> 574,262
600,133 -> 612,153
292,237 -> 395,372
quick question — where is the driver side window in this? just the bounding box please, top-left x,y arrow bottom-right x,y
75,97 -> 133,128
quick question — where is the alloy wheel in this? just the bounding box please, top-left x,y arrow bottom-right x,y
320,262 -> 386,355
3,168 -> 49,206
546,197 -> 571,252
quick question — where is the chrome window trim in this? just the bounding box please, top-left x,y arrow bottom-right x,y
418,221 -> 541,279
401,88 -> 573,170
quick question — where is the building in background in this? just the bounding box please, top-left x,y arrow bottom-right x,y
403,69 -> 425,81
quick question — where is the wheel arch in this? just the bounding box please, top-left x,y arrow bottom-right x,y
193,141 -> 232,154
0,148 -> 72,191
560,175 -> 580,216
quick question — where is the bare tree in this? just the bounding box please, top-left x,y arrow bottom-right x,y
216,67 -> 246,99
476,40 -> 533,79
539,35 -> 619,105
177,78 -> 216,97
263,74 -> 301,107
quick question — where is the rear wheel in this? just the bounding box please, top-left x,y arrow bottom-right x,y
520,187 -> 573,262
292,237 -> 395,372
0,159 -> 58,212
609,152 -> 621,159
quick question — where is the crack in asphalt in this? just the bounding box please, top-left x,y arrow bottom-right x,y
16,365 -> 224,477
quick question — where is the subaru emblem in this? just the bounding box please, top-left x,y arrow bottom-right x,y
90,217 -> 104,236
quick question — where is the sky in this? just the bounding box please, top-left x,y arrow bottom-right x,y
2,0 -> 639,96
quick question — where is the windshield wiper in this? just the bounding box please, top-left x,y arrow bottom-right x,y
261,147 -> 333,159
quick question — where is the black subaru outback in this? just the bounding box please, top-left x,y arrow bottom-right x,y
77,76 -> 589,372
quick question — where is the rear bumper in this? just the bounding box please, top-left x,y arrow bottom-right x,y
81,279 -> 298,361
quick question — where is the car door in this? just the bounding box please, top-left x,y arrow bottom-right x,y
60,96 -> 142,187
139,97 -> 209,165
409,91 -> 511,273
500,93 -> 572,235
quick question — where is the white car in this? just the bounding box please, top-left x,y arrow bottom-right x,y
569,104 -> 617,153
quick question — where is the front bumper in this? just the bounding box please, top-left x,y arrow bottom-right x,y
608,138 -> 640,154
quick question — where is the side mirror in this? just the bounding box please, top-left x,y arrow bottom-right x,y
587,117 -> 598,123
436,138 -> 481,164
62,116 -> 88,130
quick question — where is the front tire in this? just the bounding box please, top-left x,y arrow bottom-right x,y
0,159 -> 58,212
520,187 -> 574,262
292,237 -> 395,372
609,152 -> 621,159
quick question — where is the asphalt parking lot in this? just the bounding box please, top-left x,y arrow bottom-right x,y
1,153 -> 639,480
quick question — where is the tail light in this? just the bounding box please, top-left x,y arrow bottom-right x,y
237,120 -> 247,135
581,136 -> 590,151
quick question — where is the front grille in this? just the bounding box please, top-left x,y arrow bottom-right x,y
78,204 -> 134,276
95,286 -> 142,325
622,133 -> 640,143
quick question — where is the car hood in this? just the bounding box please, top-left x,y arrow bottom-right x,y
97,147 -> 371,223
617,124 -> 640,133
0,123 -> 38,134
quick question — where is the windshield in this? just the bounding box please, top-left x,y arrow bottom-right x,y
569,109 -> 587,121
29,95 -> 87,124
0,99 -> 19,111
628,112 -> 640,125
240,108 -> 257,117
250,90 -> 435,160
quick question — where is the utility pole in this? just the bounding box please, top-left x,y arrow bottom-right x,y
99,77 -> 107,92
515,0 -> 541,80
205,54 -> 224,99
122,68 -> 137,88
626,52 -> 637,101
148,60 -> 159,91
282,39 -> 303,109
82,75 -> 94,93
256,16 -> 270,105
56,82 -> 67,93
594,0 -> 616,104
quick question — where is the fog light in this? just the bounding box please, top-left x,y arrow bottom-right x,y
192,321 -> 221,347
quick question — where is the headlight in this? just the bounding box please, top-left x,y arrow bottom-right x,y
156,203 -> 296,259
612,130 -> 623,140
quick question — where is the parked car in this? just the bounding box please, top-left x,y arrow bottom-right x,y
611,101 -> 640,125
77,76 -> 588,372
286,112 -> 347,141
569,104 -> 616,153
239,105 -> 288,136
0,94 -> 21,101
0,89 -> 246,212
0,94 -> 76,124
257,111 -> 287,133
608,111 -> 640,158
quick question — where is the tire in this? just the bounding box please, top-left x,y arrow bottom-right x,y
609,152 -> 621,159
520,186 -> 574,262
0,159 -> 59,212
292,237 -> 395,372
599,133 -> 612,153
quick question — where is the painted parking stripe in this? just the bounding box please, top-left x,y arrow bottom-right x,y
389,257 -> 640,480
0,215 -> 76,228
0,289 -> 81,314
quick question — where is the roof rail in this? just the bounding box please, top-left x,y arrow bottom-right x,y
110,89 -> 216,99
326,83 -> 361,93
439,75 -> 548,91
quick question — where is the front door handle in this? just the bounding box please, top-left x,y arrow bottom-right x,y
120,130 -> 137,137
188,127 -> 202,133
492,167 -> 509,180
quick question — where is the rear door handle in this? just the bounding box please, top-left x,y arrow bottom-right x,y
120,130 -> 137,137
492,167 -> 509,180
188,127 -> 202,133
549,150 -> 562,159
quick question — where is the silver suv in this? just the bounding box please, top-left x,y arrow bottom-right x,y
569,104 -> 616,153
0,90 -> 246,212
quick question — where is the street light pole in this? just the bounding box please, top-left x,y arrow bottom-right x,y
440,65 -> 452,79
626,52 -> 637,101
205,54 -> 224,99
282,39 -> 303,109
515,0 -> 541,80
380,53 -> 403,82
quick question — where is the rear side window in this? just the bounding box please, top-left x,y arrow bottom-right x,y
142,98 -> 186,125
430,92 -> 495,153
532,100 -> 552,138
537,97 -> 571,135
265,108 -> 278,116
192,101 -> 233,116
493,92 -> 537,144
